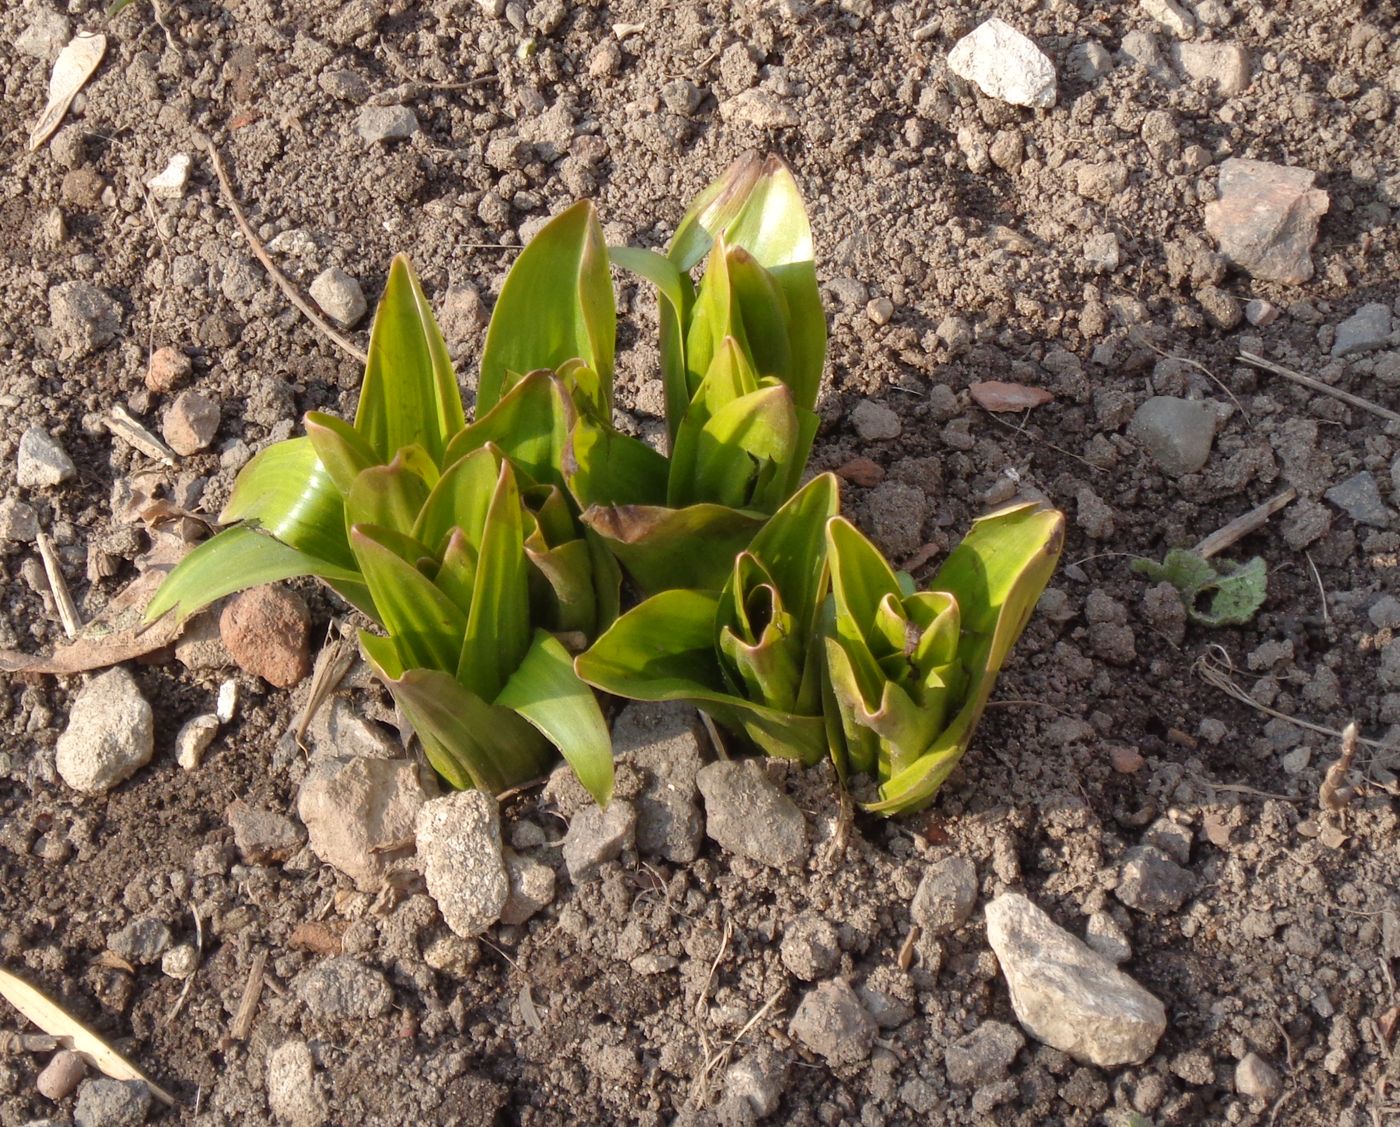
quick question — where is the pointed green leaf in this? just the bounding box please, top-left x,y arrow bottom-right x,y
727,247 -> 793,384
689,384 -> 799,510
459,460 -> 531,701
668,336 -> 759,505
608,245 -> 694,440
356,255 -> 466,466
566,418 -> 669,509
526,538 -> 598,635
144,525 -> 371,624
480,201 -> 615,414
497,630 -> 614,806
412,446 -> 500,559
346,455 -> 431,538
685,237 -> 742,402
221,436 -> 355,570
304,411 -> 380,496
434,529 -> 477,617
443,370 -> 570,493
745,472 -> 839,637
668,150 -> 765,272
362,640 -> 552,793
581,502 -> 766,595
351,524 -> 467,673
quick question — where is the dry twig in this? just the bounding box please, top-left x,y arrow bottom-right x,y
227,950 -> 266,1045
1194,489 -> 1296,559
108,405 -> 178,467
36,531 -> 81,639
1320,722 -> 1360,813
1239,350 -> 1400,426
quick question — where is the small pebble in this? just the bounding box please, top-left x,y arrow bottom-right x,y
163,390 -> 221,455
161,944 -> 199,979
145,153 -> 191,200
17,426 -> 77,488
355,105 -> 419,145
216,679 -> 239,723
36,1050 -> 86,1101
865,297 -> 894,325
220,586 -> 312,687
850,401 -> 902,441
146,346 -> 192,392
176,713 -> 219,770
309,267 -> 368,327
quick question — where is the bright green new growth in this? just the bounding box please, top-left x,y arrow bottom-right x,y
1131,548 -> 1266,627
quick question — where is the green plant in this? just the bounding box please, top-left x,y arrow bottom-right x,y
1131,548 -> 1266,626
146,208 -> 617,804
588,153 -> 827,593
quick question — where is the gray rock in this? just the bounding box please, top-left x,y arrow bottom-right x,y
719,89 -> 801,128
416,791 -> 509,938
788,979 -> 876,1064
613,701 -> 706,863
985,892 -> 1167,1067
297,756 -> 432,890
107,917 -> 171,964
355,104 -> 419,144
500,848 -> 556,926
1085,911 -> 1132,964
1083,231 -> 1120,274
161,944 -> 198,978
696,761 -> 807,868
780,913 -> 841,981
947,18 -> 1057,109
1143,817 -> 1193,865
1129,396 -> 1217,476
306,696 -> 398,760
1332,303 -> 1393,357
1235,1052 -> 1281,1101
309,267 -> 367,327
0,498 -> 40,542
1067,41 -> 1112,82
1116,845 -> 1195,913
857,966 -> 916,1029
1142,0 -> 1195,38
1172,42 -> 1251,95
1120,29 -> 1175,84
319,68 -> 370,103
562,800 -> 637,883
16,9 -> 72,60
1244,298 -> 1279,327
911,855 -> 978,936
1204,158 -> 1329,285
74,1079 -> 150,1126
850,401 -> 902,441
267,1039 -> 328,1127
56,668 -> 154,794
722,1048 -> 788,1118
226,799 -> 305,864
1325,472 -> 1393,528
944,1020 -> 1025,1086
18,426 -> 77,488
297,956 -> 392,1020
49,282 -> 121,359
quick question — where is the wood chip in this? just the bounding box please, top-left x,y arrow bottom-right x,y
36,531 -> 82,640
1194,488 -> 1296,560
969,381 -> 1054,412
288,922 -> 345,957
107,406 -> 178,467
0,966 -> 174,1105
228,950 -> 267,1045
30,33 -> 107,151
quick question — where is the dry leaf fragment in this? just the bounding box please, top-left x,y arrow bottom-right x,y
0,966 -> 174,1105
969,381 -> 1055,413
30,32 -> 107,151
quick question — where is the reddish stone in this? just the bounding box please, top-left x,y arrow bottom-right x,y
1204,158 -> 1329,285
219,585 -> 312,687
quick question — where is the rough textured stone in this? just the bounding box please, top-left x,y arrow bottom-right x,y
850,401 -> 902,441
719,89 -> 801,128
16,9 -> 72,60
107,916 -> 171,964
267,1040 -> 328,1127
562,800 -> 637,883
1204,158 -> 1329,284
298,756 -> 432,890
696,760 -> 807,867
309,267 -> 367,327
49,281 -> 121,359
226,799 -> 305,864
1173,42 -> 1251,94
613,701 -> 706,864
296,956 -> 392,1020
780,913 -> 841,981
944,1021 -> 1025,1086
355,104 -> 419,144
1085,911 -> 1132,964
1235,1052 -> 1282,1101
175,713 -> 219,770
1129,396 -> 1218,476
37,1050 -> 86,1101
1142,0 -> 1194,38
220,586 -> 312,687
722,1049 -> 788,1117
416,791 -> 510,938
306,695 -> 399,760
500,848 -> 557,926
788,980 -> 877,1064
162,389 -> 220,455
911,855 -> 979,936
73,1078 -> 150,1127
17,426 -> 77,488
1325,472 -> 1393,528
145,345 -> 192,392
1116,845 -> 1196,913
0,498 -> 39,542
948,18 -> 1057,108
56,668 -> 154,794
1332,303 -> 1393,357
985,892 -> 1167,1067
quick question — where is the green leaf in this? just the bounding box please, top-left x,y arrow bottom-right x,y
362,641 -> 552,793
443,370 -> 570,493
144,525 -> 371,624
496,630 -> 614,806
412,446 -> 500,559
581,502 -> 767,595
668,336 -> 759,506
668,151 -> 765,272
685,238 -> 741,403
1132,548 -> 1266,627
346,455 -> 431,539
609,245 -> 694,440
525,538 -> 599,635
221,436 -> 355,571
351,525 -> 467,674
479,201 -> 615,414
727,248 -> 794,384
566,419 -> 669,510
304,411 -> 380,496
356,255 -> 466,466
459,460 -> 531,701
687,384 -> 799,511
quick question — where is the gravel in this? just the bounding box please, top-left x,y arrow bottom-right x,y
788,979 -> 877,1065
354,105 -> 419,144
17,426 -> 77,488
1128,396 -> 1218,476
296,956 -> 393,1021
309,266 -> 368,326
944,1020 -> 1025,1086
947,18 -> 1057,109
1331,302 -> 1394,357
55,668 -> 154,794
562,799 -> 637,884
910,855 -> 979,936
298,756 -> 431,890
1326,471 -> 1394,527
1116,845 -> 1196,914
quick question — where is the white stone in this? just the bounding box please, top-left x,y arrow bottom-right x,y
56,668 -> 155,794
309,267 -> 367,327
985,892 -> 1167,1067
17,426 -> 77,488
1142,0 -> 1196,38
947,18 -> 1057,109
719,88 -> 801,128
416,791 -> 510,937
267,1039 -> 328,1127
298,756 -> 432,890
216,678 -> 239,723
1173,42 -> 1251,95
145,153 -> 191,200
175,713 -> 219,770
